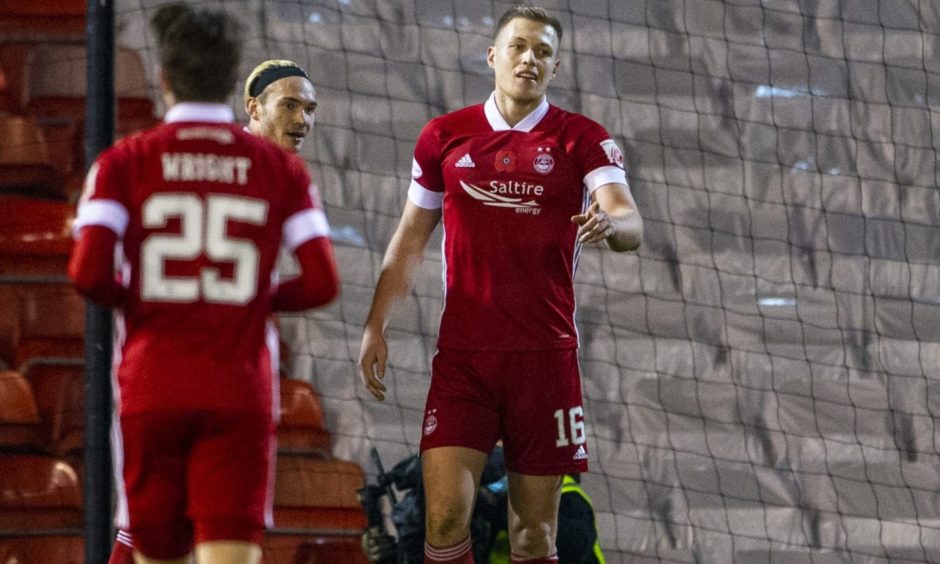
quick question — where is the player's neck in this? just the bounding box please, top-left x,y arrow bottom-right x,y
494,91 -> 544,127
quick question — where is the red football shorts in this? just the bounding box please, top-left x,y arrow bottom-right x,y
420,347 -> 589,475
118,410 -> 275,559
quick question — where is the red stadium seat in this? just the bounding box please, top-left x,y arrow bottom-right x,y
263,534 -> 366,564
0,369 -> 42,449
115,96 -> 159,137
0,43 -> 31,113
27,95 -> 157,135
0,195 -> 74,276
0,115 -> 61,199
272,456 -> 367,531
0,0 -> 85,35
0,453 -> 82,528
0,285 -> 19,368
12,283 -> 85,369
0,535 -> 84,564
22,362 -> 84,456
25,95 -> 85,127
39,119 -> 80,177
293,537 -> 368,564
278,378 -> 331,456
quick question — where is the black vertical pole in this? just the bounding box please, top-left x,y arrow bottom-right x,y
85,2 -> 115,564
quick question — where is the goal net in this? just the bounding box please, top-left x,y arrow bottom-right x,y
109,1 -> 940,562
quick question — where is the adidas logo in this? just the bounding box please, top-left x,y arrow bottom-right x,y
455,154 -> 475,168
573,445 -> 587,461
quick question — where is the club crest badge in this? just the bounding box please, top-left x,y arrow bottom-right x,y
533,152 -> 554,174
600,139 -> 625,168
423,414 -> 438,436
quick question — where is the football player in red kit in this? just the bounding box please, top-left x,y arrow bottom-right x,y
358,4 -> 642,564
107,55 -> 322,564
70,4 -> 338,563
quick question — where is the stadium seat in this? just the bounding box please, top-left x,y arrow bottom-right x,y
115,96 -> 159,137
278,378 -> 331,456
293,537 -> 368,564
272,456 -> 367,531
0,115 -> 60,199
0,285 -> 19,368
0,0 -> 85,35
0,535 -> 84,564
0,43 -> 31,113
0,453 -> 82,528
262,534 -> 365,564
27,95 -> 157,135
0,369 -> 42,449
12,283 -> 85,369
0,195 -> 74,276
22,362 -> 84,456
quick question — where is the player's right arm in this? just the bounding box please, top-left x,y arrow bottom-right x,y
68,155 -> 129,308
69,226 -> 126,307
358,201 -> 441,401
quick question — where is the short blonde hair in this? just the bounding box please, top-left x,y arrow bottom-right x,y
243,59 -> 307,102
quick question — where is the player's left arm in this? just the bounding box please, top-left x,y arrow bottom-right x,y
571,182 -> 643,252
271,158 -> 339,312
271,236 -> 339,311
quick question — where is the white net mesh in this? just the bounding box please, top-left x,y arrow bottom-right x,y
108,1 -> 940,562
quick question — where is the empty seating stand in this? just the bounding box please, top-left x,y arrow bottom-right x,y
22,362 -> 85,457
0,43 -> 31,113
0,368 -> 83,555
264,535 -> 366,564
0,454 -> 82,528
0,535 -> 84,564
0,115 -> 60,199
10,283 -> 85,369
278,377 -> 332,456
265,379 -> 369,562
0,194 -> 74,277
0,369 -> 42,450
0,0 -> 85,36
273,456 -> 367,531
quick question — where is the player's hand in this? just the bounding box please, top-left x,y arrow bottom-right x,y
571,201 -> 613,244
358,323 -> 389,401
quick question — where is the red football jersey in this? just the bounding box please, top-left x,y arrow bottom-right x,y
73,103 -> 330,415
410,92 -> 628,351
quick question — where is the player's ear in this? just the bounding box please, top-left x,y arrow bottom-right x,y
157,67 -> 176,109
246,96 -> 259,120
551,59 -> 560,80
486,46 -> 496,69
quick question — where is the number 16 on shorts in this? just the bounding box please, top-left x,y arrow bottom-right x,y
554,406 -> 586,447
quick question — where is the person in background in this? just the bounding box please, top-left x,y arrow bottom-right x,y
361,446 -> 606,564
358,3 -> 641,563
70,3 -> 338,563
243,59 -> 318,154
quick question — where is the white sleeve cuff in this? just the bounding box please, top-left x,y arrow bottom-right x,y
408,180 -> 444,209
283,208 -> 330,251
73,199 -> 129,237
584,166 -> 628,194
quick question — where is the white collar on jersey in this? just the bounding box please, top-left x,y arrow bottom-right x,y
164,102 -> 235,124
484,91 -> 550,133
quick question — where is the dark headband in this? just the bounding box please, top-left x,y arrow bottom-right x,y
248,65 -> 309,98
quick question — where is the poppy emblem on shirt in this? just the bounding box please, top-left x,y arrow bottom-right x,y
495,150 -> 517,172
533,149 -> 554,174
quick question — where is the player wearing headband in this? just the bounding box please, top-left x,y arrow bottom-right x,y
244,60 -> 317,154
